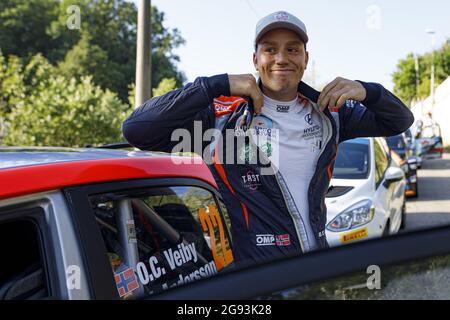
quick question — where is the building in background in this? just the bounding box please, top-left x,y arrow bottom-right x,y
411,77 -> 450,146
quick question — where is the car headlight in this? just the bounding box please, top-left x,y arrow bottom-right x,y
327,200 -> 375,232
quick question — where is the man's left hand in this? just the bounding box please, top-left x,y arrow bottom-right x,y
318,77 -> 367,112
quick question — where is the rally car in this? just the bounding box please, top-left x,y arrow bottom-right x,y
325,138 -> 407,247
0,147 -> 235,300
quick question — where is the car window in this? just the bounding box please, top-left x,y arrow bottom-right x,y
374,139 -> 389,186
267,253 -> 450,300
386,135 -> 405,150
0,219 -> 49,300
333,139 -> 370,179
89,185 -> 234,299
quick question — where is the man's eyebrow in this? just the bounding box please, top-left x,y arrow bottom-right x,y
259,41 -> 278,46
259,40 -> 303,46
285,41 -> 303,46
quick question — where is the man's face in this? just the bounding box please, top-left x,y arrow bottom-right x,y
253,29 -> 309,100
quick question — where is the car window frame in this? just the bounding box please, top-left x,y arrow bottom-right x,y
64,177 -> 231,300
333,139 -> 371,180
374,138 -> 391,189
146,224 -> 450,300
0,205 -> 58,299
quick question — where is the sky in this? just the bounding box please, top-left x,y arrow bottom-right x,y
135,0 -> 450,92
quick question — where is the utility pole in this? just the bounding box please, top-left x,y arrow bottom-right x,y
426,29 -> 436,114
135,0 -> 152,108
414,53 -> 420,96
414,53 -> 423,116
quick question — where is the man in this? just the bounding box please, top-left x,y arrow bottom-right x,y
123,11 -> 414,266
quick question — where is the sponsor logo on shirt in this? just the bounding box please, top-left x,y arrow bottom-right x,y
303,125 -> 322,140
345,100 -> 356,108
260,142 -> 273,157
304,113 -> 313,125
276,234 -> 291,246
241,169 -> 261,191
252,115 -> 277,138
256,234 -> 291,246
310,139 -> 323,152
238,143 -> 257,163
276,105 -> 290,113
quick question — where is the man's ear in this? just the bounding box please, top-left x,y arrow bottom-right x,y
253,52 -> 258,71
305,51 -> 309,70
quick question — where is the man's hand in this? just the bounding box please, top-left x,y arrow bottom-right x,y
228,74 -> 264,115
318,77 -> 367,112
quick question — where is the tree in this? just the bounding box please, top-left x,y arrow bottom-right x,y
0,0 -> 60,60
0,0 -> 186,103
152,78 -> 177,97
392,40 -> 450,105
1,52 -> 130,147
52,0 -> 186,101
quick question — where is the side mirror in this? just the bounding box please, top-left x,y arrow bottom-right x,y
383,167 -> 404,188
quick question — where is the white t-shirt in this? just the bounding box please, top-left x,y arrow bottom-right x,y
250,94 -> 324,251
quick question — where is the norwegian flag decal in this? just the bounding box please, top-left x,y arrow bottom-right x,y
114,267 -> 139,297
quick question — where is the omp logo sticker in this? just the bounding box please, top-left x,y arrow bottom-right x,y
256,234 -> 275,246
276,105 -> 290,113
256,234 -> 291,246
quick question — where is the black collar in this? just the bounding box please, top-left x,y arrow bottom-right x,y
298,81 -> 320,103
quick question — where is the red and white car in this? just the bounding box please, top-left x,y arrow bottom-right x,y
0,146 -> 235,300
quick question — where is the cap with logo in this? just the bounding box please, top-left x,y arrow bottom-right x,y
254,11 -> 308,48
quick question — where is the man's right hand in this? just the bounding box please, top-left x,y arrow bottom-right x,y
228,74 -> 263,115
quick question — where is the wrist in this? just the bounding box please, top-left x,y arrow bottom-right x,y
203,74 -> 230,99
356,80 -> 382,105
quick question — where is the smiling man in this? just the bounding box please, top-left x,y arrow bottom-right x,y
122,11 -> 414,266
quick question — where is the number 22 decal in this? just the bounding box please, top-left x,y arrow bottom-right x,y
198,205 -> 234,271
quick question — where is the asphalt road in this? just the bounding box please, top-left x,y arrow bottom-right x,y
404,153 -> 450,231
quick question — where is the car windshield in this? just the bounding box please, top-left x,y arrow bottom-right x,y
333,139 -> 370,179
386,135 -> 405,150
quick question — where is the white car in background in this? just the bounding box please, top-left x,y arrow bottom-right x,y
325,137 -> 407,247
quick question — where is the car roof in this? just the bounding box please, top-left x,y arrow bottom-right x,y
341,137 -> 370,145
0,147 -> 217,199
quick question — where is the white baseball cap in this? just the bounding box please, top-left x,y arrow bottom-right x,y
254,11 -> 309,47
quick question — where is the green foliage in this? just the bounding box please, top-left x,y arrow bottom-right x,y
152,78 -> 177,97
0,0 -> 186,102
1,52 -> 130,147
127,78 -> 178,108
393,40 -> 450,105
0,0 -> 186,146
0,0 -> 60,59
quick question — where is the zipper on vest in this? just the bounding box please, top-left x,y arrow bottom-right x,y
274,171 -> 307,253
307,103 -> 334,243
313,103 -> 333,160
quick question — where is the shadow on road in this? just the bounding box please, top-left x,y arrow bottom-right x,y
421,156 -> 450,170
405,154 -> 450,232
404,212 -> 450,232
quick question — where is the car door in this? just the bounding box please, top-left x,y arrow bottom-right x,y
64,177 -> 235,299
383,140 -> 406,233
0,192 -> 91,300
146,224 -> 450,300
372,138 -> 394,234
